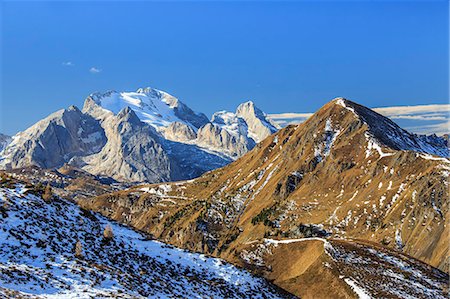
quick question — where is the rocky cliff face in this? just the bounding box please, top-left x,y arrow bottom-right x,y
0,134 -> 11,153
235,101 -> 279,143
79,98 -> 449,297
164,121 -> 197,142
0,106 -> 106,170
78,107 -> 174,183
196,122 -> 254,158
195,101 -> 277,158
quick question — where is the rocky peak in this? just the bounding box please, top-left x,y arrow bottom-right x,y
0,106 -> 106,170
164,121 -> 197,142
236,101 -> 262,118
67,105 -> 80,112
137,87 -> 180,108
116,106 -> 140,124
329,98 -> 449,157
211,110 -> 249,137
235,101 -> 278,143
84,87 -> 209,131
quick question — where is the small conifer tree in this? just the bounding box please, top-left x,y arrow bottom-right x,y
42,183 -> 52,202
75,240 -> 83,258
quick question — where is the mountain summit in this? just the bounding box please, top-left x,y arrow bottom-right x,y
86,87 -> 209,131
333,98 -> 448,157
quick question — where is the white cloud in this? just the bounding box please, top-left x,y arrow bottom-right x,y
404,120 -> 450,136
267,113 -> 313,127
268,103 -> 449,136
372,104 -> 449,117
89,67 -> 101,74
269,112 -> 314,120
62,61 -> 74,66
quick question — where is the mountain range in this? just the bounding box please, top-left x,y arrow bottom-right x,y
0,87 -> 278,183
0,89 -> 449,298
77,98 -> 449,298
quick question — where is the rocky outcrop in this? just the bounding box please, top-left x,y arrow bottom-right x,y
0,106 -> 106,170
164,122 -> 197,142
235,101 -> 278,143
196,123 -> 254,158
194,101 -> 278,158
0,134 -> 11,153
78,107 -> 174,183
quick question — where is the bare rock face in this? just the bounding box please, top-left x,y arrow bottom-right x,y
196,123 -> 254,158
235,101 -> 278,143
0,106 -> 106,170
195,101 -> 278,158
78,107 -> 174,183
0,134 -> 11,153
81,96 -> 229,183
164,122 -> 197,142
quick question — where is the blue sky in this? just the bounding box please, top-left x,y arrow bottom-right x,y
1,0 -> 448,135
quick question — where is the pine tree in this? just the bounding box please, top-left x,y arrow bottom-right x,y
75,240 -> 83,258
42,183 -> 52,202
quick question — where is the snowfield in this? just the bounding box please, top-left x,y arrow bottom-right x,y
0,184 -> 291,298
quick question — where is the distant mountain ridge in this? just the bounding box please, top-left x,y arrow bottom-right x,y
0,87 -> 277,183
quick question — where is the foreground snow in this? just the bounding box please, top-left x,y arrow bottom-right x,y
0,184 -> 290,298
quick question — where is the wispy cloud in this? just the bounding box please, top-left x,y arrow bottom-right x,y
268,113 -> 313,127
372,104 -> 449,117
62,61 -> 74,67
405,120 -> 450,136
89,67 -> 101,74
268,104 -> 449,136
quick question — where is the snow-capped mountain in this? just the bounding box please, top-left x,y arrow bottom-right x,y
87,89 -> 278,159
87,87 -> 209,132
0,178 -> 291,298
0,87 -> 278,183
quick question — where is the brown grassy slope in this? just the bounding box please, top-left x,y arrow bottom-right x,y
80,99 -> 449,276
235,237 -> 448,299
